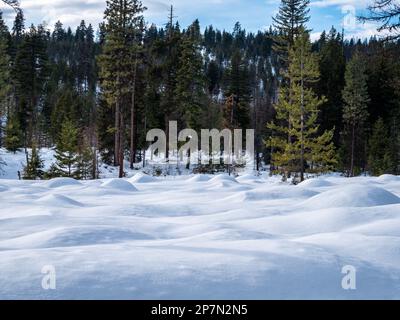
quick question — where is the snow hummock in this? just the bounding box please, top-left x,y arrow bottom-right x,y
1,170 -> 400,299
209,174 -> 238,183
236,173 -> 262,183
297,178 -> 335,188
301,184 -> 400,209
378,174 -> 400,183
100,179 -> 138,192
45,177 -> 82,188
0,184 -> 8,192
129,172 -> 157,183
187,174 -> 212,182
36,194 -> 84,207
238,186 -> 319,201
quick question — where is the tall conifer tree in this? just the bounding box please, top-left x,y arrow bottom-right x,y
341,51 -> 370,177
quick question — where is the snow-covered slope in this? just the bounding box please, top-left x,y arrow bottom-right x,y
1,173 -> 400,299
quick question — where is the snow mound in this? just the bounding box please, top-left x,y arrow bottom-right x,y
208,181 -> 239,189
46,227 -> 153,247
0,226 -> 154,249
0,184 -> 8,192
129,173 -> 157,183
187,175 -> 212,182
301,184 -> 400,208
101,179 -> 138,192
238,186 -> 318,201
236,174 -> 261,182
209,175 -> 238,184
297,178 -> 335,188
45,177 -> 82,188
378,174 -> 400,182
36,194 -> 84,207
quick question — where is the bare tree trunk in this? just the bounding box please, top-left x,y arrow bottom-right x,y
350,124 -> 355,177
300,48 -> 305,182
119,111 -> 124,178
287,81 -> 292,180
165,115 -> 169,161
130,56 -> 138,169
114,99 -> 120,167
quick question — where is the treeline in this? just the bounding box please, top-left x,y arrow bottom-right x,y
0,0 -> 399,180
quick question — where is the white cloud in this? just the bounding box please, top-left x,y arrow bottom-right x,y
0,0 -> 242,30
311,0 -> 370,9
0,0 -> 383,40
345,21 -> 390,40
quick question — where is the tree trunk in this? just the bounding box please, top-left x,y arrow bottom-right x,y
350,124 -> 355,177
119,111 -> 124,178
114,99 -> 120,167
300,49 -> 305,182
130,56 -> 138,169
165,115 -> 169,161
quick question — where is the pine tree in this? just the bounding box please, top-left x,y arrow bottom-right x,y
53,120 -> 79,177
223,50 -> 251,129
97,96 -> 115,164
316,27 -> 345,145
4,115 -> 22,152
175,20 -> 206,130
161,7 -> 181,160
128,13 -> 145,169
13,24 -> 49,146
98,0 -> 146,177
23,144 -> 44,180
341,51 -> 370,177
76,144 -> 96,180
0,17 -> 11,147
273,0 -> 310,65
268,30 -> 336,181
12,9 -> 24,47
368,118 -> 395,176
0,31 -> 11,102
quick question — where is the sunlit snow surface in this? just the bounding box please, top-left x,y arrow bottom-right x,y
1,170 -> 400,299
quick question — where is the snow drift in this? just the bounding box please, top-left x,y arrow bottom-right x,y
1,173 -> 400,299
45,178 -> 82,188
100,179 -> 138,192
129,173 -> 157,183
301,184 -> 400,208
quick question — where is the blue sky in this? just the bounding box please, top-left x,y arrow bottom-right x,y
0,0 -> 381,40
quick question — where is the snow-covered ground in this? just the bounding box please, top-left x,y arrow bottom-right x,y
1,149 -> 400,299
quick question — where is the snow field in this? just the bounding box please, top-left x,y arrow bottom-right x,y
1,172 -> 400,299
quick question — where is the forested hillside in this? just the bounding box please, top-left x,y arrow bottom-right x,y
0,0 -> 399,181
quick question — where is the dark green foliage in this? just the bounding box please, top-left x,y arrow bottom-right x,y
341,51 -> 370,176
13,24 -> 49,146
368,118 -> 396,175
0,2 -> 399,179
0,16 -> 10,103
53,120 -> 79,177
316,28 -> 345,145
97,0 -> 146,174
5,115 -> 22,152
175,20 -> 207,130
76,145 -> 96,180
273,0 -> 310,67
23,144 -> 44,180
223,50 -> 251,129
